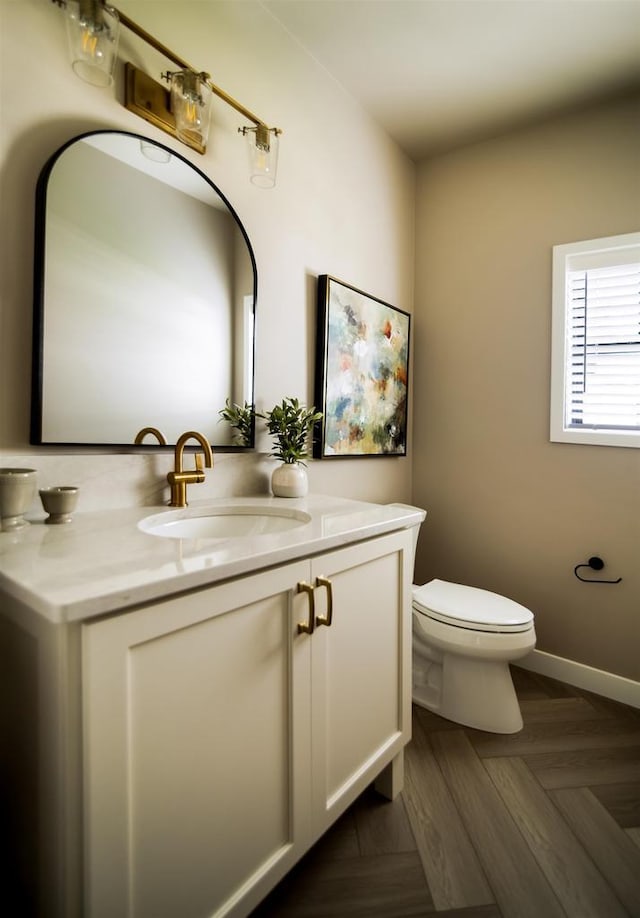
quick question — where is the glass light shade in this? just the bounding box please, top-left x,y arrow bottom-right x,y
65,0 -> 119,88
245,126 -> 279,188
170,71 -> 212,148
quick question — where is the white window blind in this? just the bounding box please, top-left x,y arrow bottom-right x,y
550,232 -> 640,448
566,261 -> 640,431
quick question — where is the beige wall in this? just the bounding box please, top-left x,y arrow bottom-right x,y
413,94 -> 640,681
0,0 -> 415,508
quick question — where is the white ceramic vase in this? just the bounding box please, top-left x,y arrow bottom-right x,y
271,463 -> 308,498
0,468 -> 37,531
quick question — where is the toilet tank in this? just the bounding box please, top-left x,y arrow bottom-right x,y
387,503 -> 426,571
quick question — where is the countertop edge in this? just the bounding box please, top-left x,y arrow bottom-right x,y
0,496 -> 425,624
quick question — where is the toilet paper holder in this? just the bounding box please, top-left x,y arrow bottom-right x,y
574,556 -> 622,584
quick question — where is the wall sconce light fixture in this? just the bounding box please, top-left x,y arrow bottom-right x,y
51,0 -> 282,185
64,0 -> 119,87
240,124 -> 280,189
166,70 -> 213,149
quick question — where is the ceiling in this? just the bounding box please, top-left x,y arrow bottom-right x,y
262,0 -> 640,160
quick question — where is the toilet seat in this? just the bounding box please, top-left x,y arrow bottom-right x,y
413,579 -> 534,634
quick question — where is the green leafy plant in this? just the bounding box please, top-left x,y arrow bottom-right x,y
218,399 -> 255,447
259,397 -> 323,465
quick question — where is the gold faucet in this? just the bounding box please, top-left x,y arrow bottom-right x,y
167,431 -> 214,507
135,426 -> 168,445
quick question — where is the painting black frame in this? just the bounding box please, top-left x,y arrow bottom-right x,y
314,275 -> 410,459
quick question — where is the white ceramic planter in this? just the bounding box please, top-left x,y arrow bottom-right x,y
271,463 -> 308,498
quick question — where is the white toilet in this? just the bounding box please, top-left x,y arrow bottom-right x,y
412,579 -> 536,733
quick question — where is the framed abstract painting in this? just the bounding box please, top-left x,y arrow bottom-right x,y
314,275 -> 410,458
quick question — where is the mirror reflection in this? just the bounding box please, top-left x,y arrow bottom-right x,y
32,131 -> 256,448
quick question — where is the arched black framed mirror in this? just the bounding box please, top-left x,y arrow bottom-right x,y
31,130 -> 256,449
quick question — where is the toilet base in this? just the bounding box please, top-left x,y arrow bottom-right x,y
413,650 -> 524,734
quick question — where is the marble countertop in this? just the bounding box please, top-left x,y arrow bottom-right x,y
0,494 -> 424,623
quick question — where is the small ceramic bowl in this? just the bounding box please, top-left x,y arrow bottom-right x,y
39,487 -> 79,524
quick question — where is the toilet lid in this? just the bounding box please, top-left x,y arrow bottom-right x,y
413,579 -> 534,633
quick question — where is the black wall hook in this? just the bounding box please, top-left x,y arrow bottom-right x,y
574,556 -> 622,584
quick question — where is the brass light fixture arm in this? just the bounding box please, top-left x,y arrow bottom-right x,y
51,0 -> 281,138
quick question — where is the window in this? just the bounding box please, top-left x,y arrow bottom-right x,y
550,232 -> 640,448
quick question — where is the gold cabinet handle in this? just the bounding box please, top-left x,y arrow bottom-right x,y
296,581 -> 315,634
315,575 -> 333,628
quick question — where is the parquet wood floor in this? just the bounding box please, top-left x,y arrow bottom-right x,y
251,667 -> 640,917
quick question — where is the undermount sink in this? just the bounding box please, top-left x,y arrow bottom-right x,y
138,505 -> 312,541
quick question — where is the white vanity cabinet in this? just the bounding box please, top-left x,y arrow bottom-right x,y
81,529 -> 413,918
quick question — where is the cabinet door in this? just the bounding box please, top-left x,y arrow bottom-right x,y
82,560 -> 311,918
309,529 -> 413,832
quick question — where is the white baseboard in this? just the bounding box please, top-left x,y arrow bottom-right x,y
518,649 -> 640,710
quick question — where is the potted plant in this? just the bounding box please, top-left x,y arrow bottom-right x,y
259,397 -> 323,497
218,399 -> 255,447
